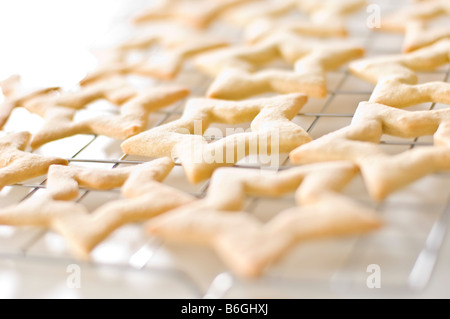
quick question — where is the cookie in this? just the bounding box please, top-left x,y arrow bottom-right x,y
298,0 -> 367,24
402,20 -> 450,53
0,74 -> 21,98
380,0 -> 450,33
121,93 -> 311,184
0,131 -> 68,190
290,101 -> 450,201
222,0 -> 298,28
195,32 -> 364,99
81,26 -> 229,85
147,161 -> 382,278
29,85 -> 190,149
243,17 -> 348,44
0,74 -> 60,129
379,0 -> 450,52
349,39 -> 450,108
25,76 -> 139,117
0,157 -> 195,259
225,0 -> 363,43
132,0 -> 261,28
47,163 -> 156,201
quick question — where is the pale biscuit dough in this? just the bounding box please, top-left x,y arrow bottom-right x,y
25,76 -> 140,116
0,74 -> 60,129
243,17 -> 348,44
349,39 -> 450,108
121,94 -> 311,184
0,157 -> 195,259
195,32 -> 364,99
0,131 -> 68,190
224,0 -> 364,44
147,161 -> 382,278
29,85 -> 190,149
290,101 -> 450,201
132,0 -> 261,28
81,25 -> 229,84
378,0 -> 450,52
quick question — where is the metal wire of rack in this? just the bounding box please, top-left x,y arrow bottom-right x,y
0,0 -> 449,299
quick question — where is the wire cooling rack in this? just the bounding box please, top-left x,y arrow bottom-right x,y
0,0 -> 449,299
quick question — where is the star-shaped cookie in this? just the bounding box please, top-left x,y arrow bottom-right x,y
132,0 -> 261,28
223,0 -> 347,43
0,157 -> 195,259
81,25 -> 229,85
24,76 -> 140,117
0,131 -> 68,190
379,0 -> 450,52
297,0 -> 367,24
0,74 -> 60,129
224,0 -> 366,28
147,161 -> 382,277
290,101 -> 450,201
243,17 -> 348,44
195,32 -> 364,99
349,39 -> 450,108
121,93 -> 311,184
29,85 -> 190,149
382,0 -> 448,32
